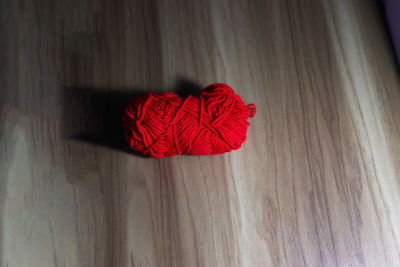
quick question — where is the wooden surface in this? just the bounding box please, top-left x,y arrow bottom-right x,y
1,0 -> 400,266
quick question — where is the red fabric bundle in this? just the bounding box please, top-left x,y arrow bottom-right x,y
122,83 -> 256,158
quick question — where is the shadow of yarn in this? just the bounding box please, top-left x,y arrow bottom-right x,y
174,77 -> 203,97
62,79 -> 203,155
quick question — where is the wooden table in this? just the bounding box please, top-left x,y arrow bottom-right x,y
1,0 -> 400,266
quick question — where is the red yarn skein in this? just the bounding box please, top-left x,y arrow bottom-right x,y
122,83 -> 256,158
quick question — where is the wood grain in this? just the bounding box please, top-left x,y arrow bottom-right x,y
1,0 -> 400,266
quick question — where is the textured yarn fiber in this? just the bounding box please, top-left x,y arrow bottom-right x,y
122,83 -> 256,158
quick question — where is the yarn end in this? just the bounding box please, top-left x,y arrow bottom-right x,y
247,103 -> 256,118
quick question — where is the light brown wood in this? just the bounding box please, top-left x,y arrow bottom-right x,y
2,0 -> 400,266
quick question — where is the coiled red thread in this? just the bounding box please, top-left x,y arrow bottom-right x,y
122,83 -> 256,158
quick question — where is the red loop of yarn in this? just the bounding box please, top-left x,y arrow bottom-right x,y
122,83 -> 256,158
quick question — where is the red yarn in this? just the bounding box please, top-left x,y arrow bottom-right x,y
122,83 -> 256,158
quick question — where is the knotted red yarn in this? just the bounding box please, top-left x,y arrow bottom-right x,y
122,83 -> 256,158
